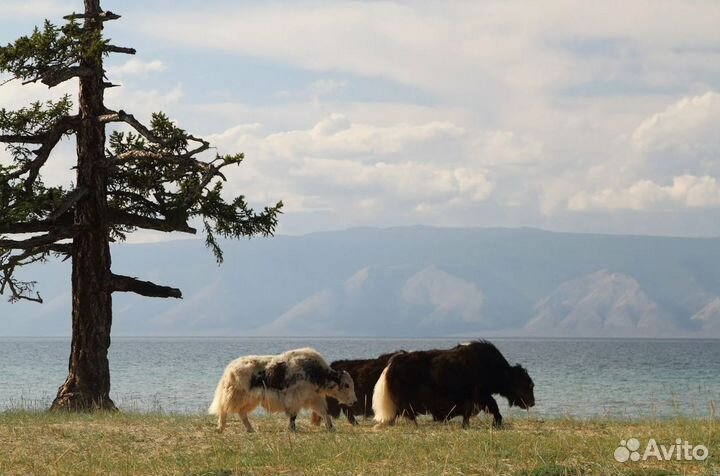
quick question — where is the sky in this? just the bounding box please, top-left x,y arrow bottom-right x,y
1,0 -> 720,238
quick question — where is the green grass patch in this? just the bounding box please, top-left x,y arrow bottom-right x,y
0,411 -> 717,475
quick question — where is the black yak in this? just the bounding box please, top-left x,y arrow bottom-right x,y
310,351 -> 403,425
372,341 -> 535,428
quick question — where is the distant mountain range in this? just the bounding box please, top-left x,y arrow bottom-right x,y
2,226 -> 720,337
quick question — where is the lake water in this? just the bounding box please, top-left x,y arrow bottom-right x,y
1,337 -> 718,419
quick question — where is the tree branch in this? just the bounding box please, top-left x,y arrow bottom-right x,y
178,156 -> 238,209
0,229 -> 73,250
21,65 -> 93,88
0,249 -> 44,303
46,243 -> 72,256
4,115 -> 79,193
104,45 -> 136,55
47,187 -> 88,221
108,190 -> 161,213
0,215 -> 73,234
98,110 -> 155,141
99,110 -> 210,153
64,11 -> 121,22
112,148 -> 213,170
0,134 -> 47,144
109,210 -> 196,234
111,274 -> 182,299
0,241 -> 71,303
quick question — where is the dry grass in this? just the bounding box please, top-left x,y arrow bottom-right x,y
0,411 -> 717,475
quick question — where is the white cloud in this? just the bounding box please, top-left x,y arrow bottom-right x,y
4,2 -> 720,236
548,91 -> 720,214
1,1 -> 65,18
292,158 -> 493,203
137,1 -> 720,104
105,84 -> 184,121
206,115 -> 492,224
633,92 -> 720,151
454,168 -> 495,202
125,230 -> 199,245
132,1 -> 720,232
473,130 -> 544,166
107,59 -> 166,78
307,79 -> 345,98
569,175 -> 720,211
0,78 -> 76,110
631,92 -> 720,178
255,113 -> 466,159
277,79 -> 346,101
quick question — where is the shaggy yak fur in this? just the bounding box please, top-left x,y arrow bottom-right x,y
209,347 -> 357,432
310,351 -> 403,426
372,341 -> 535,428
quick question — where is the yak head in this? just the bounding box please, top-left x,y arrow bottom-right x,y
506,364 -> 535,409
325,369 -> 357,406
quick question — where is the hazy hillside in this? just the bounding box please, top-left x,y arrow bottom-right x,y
525,270 -> 676,336
2,226 -> 720,337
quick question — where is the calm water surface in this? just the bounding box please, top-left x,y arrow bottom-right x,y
1,337 -> 718,419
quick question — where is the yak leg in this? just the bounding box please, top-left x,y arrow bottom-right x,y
240,413 -> 254,433
461,401 -> 476,429
310,412 -> 323,426
310,396 -> 334,431
345,408 -> 358,425
285,400 -> 303,432
403,409 -> 419,427
288,414 -> 298,432
480,395 -> 502,428
324,413 -> 334,431
216,411 -> 227,433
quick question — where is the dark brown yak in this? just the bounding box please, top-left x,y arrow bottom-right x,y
310,351 -> 402,425
372,341 -> 535,428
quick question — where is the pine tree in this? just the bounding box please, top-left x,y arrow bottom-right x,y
0,1 -> 282,410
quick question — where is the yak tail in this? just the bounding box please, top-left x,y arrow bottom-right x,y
208,372 -> 227,415
372,364 -> 397,424
208,379 -> 222,415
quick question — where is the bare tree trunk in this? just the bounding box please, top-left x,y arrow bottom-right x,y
50,0 -> 115,411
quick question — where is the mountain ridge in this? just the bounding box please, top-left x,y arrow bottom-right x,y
2,226 -> 719,337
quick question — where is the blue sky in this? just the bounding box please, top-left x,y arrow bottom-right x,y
2,0 -> 720,237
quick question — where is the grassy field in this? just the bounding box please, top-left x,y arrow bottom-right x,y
0,411 -> 717,476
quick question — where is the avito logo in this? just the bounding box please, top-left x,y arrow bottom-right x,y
614,438 -> 709,463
